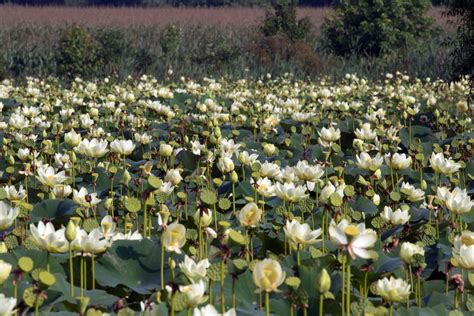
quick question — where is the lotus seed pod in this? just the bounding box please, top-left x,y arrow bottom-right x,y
65,220 -> 77,242
316,268 -> 331,294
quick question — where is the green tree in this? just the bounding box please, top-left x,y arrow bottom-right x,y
321,0 -> 435,56
261,0 -> 312,42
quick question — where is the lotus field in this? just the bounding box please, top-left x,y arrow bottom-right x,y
0,74 -> 472,316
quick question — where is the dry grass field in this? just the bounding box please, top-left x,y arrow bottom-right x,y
0,5 -> 452,30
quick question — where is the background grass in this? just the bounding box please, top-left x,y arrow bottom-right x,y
0,5 -> 458,81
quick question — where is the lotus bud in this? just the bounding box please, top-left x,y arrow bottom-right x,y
159,143 -> 173,157
169,258 -> 176,270
373,169 -> 381,180
104,198 -> 113,210
421,180 -> 427,190
434,109 -> 440,118
159,204 -> 171,225
121,169 -> 131,186
71,151 -> 77,163
7,155 -> 15,165
65,129 -> 81,148
42,129 -> 48,138
184,135 -> 189,143
456,101 -> 468,113
90,108 -> 99,117
263,143 -> 276,156
372,194 -> 380,206
65,220 -> 77,242
214,127 -> 221,138
209,134 -> 217,145
0,242 -> 7,253
231,171 -> 239,183
316,268 -> 331,294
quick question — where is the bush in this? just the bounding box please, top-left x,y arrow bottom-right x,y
56,26 -> 103,79
445,0 -> 474,77
261,0 -> 313,42
321,0 -> 435,56
96,29 -> 132,75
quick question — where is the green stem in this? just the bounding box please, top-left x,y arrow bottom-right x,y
221,259 -> 225,313
265,291 -> 270,316
346,259 -> 351,316
69,245 -> 74,297
319,294 -> 324,316
341,257 -> 345,316
92,254 -> 95,290
161,244 -> 165,289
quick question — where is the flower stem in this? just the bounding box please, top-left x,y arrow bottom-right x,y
69,245 -> 74,297
346,260 -> 351,316
265,291 -> 270,316
319,294 -> 324,316
161,244 -> 165,289
221,259 -> 225,314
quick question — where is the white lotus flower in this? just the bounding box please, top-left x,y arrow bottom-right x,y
36,165 -> 68,187
437,187 -> 473,215
0,201 -> 19,231
252,177 -> 275,198
217,156 -> 235,174
0,294 -> 16,315
381,206 -> 410,225
284,219 -> 322,248
180,280 -> 208,307
252,258 -> 286,293
375,277 -> 411,302
400,182 -> 425,202
193,304 -> 236,316
76,138 -> 109,158
355,123 -> 377,141
73,187 -> 101,208
318,126 -> 341,146
30,221 -> 69,253
293,160 -> 324,190
329,219 -> 377,259
259,161 -> 280,178
430,152 -> 461,175
238,150 -> 259,166
2,185 -> 26,201
110,139 -> 136,156
0,259 -> 12,284
179,255 -> 210,282
71,228 -> 110,255
164,169 -> 183,186
162,221 -> 186,254
356,152 -> 383,170
274,182 -> 308,203
385,153 -> 412,170
400,242 -> 425,264
238,202 -> 263,228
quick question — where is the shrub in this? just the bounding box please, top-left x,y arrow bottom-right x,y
321,0 -> 435,56
159,24 -> 181,57
445,0 -> 474,77
95,29 -> 132,75
55,26 -> 103,79
261,0 -> 313,42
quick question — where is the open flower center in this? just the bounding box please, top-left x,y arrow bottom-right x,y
344,225 -> 360,237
